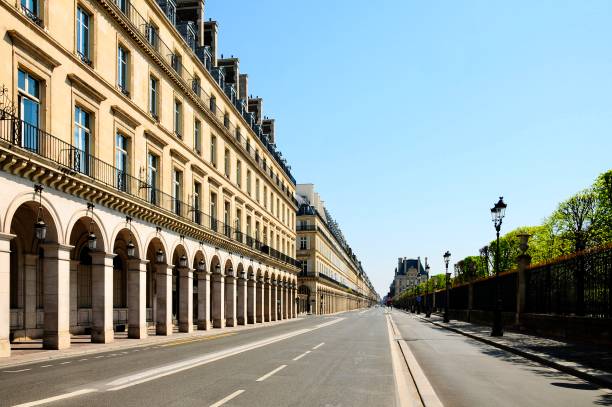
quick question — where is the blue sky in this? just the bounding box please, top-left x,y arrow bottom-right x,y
206,0 -> 612,297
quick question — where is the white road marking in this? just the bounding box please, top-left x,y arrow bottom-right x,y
78,359 -> 88,362
359,310 -> 368,314
59,361 -> 71,365
94,356 -> 104,359
292,351 -> 311,361
256,365 -> 287,382
209,389 -> 245,407
312,342 -> 325,350
12,388 -> 96,407
40,365 -> 52,368
3,368 -> 30,373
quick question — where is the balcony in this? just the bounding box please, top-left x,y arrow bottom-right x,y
297,224 -> 317,232
0,115 -> 299,268
176,21 -> 196,51
195,46 -> 213,72
21,3 -> 42,26
156,0 -> 176,26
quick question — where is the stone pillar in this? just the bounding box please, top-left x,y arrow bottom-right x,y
197,271 -> 211,330
247,275 -> 256,324
42,243 -> 72,350
0,233 -> 15,357
128,259 -> 148,339
155,264 -> 173,335
24,254 -> 39,332
236,274 -> 247,325
90,252 -> 115,344
293,287 -> 298,318
256,278 -> 264,323
178,267 -> 193,333
212,272 -> 225,328
69,259 -> 78,330
279,284 -> 284,320
516,253 -> 532,325
224,272 -> 236,327
271,282 -> 278,321
264,279 -> 271,322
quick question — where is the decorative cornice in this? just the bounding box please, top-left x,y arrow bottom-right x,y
67,73 -> 106,104
111,105 -> 140,129
7,29 -> 61,69
170,148 -> 189,165
144,130 -> 168,148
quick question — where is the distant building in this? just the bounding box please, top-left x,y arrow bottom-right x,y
392,257 -> 428,299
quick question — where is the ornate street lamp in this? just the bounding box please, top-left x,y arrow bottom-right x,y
179,254 -> 187,267
215,263 -> 221,274
425,263 -> 431,318
443,250 -> 451,323
197,259 -> 206,272
33,184 -> 47,241
126,216 -> 136,258
86,203 -> 97,250
156,248 -> 165,263
227,266 -> 234,277
491,196 -> 507,337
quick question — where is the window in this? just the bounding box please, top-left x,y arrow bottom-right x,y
210,192 -> 217,231
246,138 -> 250,153
246,170 -> 252,196
172,169 -> 182,216
270,192 -> 274,214
276,198 -> 280,218
235,127 -> 241,141
263,186 -> 267,208
21,0 -> 42,25
300,236 -> 308,250
115,133 -> 128,191
147,152 -> 159,204
74,106 -> 90,174
116,0 -> 128,13
149,76 -> 158,119
171,52 -> 182,75
76,6 -> 91,64
173,99 -> 182,138
255,179 -> 260,202
193,119 -> 201,154
210,135 -> 217,167
17,69 -> 40,152
263,226 -> 268,245
224,148 -> 230,177
236,160 -> 241,187
117,45 -> 129,95
209,95 -> 216,113
223,201 -> 231,237
235,209 -> 242,233
301,260 -> 308,274
147,22 -> 159,49
223,113 -> 229,128
192,75 -> 201,96
193,182 -> 201,224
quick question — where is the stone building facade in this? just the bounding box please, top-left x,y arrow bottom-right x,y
0,0 -> 300,357
392,257 -> 428,300
295,184 -> 377,314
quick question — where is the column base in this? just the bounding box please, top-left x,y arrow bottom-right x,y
256,316 -> 263,323
197,320 -> 211,330
128,326 -> 148,339
237,316 -> 246,325
0,338 -> 10,357
179,322 -> 194,333
156,323 -> 172,336
247,315 -> 255,324
225,318 -> 235,327
43,330 -> 71,350
92,329 -> 114,344
213,318 -> 225,329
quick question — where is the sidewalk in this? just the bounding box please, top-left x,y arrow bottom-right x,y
412,312 -> 612,389
0,316 -> 305,369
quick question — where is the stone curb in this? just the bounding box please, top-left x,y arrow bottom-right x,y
408,312 -> 612,390
0,316 -> 303,369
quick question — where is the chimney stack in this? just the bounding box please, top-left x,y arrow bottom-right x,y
248,97 -> 263,125
262,118 -> 275,144
175,1 -> 204,47
217,57 -> 239,100
239,74 -> 248,101
204,20 -> 218,66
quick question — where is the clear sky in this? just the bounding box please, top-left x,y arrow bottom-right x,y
206,0 -> 612,297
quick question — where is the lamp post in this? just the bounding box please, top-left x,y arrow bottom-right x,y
443,251 -> 451,323
491,196 -> 507,337
425,263 -> 431,318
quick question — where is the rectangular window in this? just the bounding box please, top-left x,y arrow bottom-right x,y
301,260 -> 308,274
224,148 -> 230,177
21,0 -> 42,25
17,69 -> 40,152
300,236 -> 308,250
246,170 -> 252,196
192,75 -> 201,96
76,6 -> 91,64
223,113 -> 229,128
210,135 -> 217,167
193,181 -> 201,224
115,133 -> 128,191
210,192 -> 217,231
255,179 -> 260,202
147,152 -> 159,204
147,22 -> 159,49
194,119 -> 201,154
173,99 -> 182,138
149,76 -> 158,119
236,160 -> 242,187
223,201 -> 231,237
263,186 -> 267,208
209,96 -> 216,113
171,53 -> 182,75
172,169 -> 182,216
117,45 -> 129,95
73,106 -> 90,174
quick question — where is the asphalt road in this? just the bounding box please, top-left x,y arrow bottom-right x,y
391,309 -> 612,407
1,308 -> 396,407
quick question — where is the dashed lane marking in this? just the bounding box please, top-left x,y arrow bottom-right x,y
40,365 -> 52,368
160,332 -> 236,348
256,365 -> 287,382
2,368 -> 31,373
209,389 -> 245,407
59,362 -> 71,365
12,388 -> 96,407
292,351 -> 311,361
312,342 -> 325,350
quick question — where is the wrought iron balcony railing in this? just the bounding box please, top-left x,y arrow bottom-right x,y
0,115 -> 299,267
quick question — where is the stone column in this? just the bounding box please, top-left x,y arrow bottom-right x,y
155,263 -> 173,335
236,274 -> 247,325
256,277 -> 264,323
247,275 -> 256,324
224,272 -> 236,327
24,254 -> 39,333
516,253 -> 532,325
0,233 -> 15,357
212,272 -> 225,328
128,259 -> 148,339
90,252 -> 115,344
42,243 -> 72,350
271,282 -> 278,321
279,284 -> 284,320
69,259 -> 78,331
264,279 -> 271,322
293,287 -> 298,318
178,267 -> 193,333
197,271 -> 211,330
